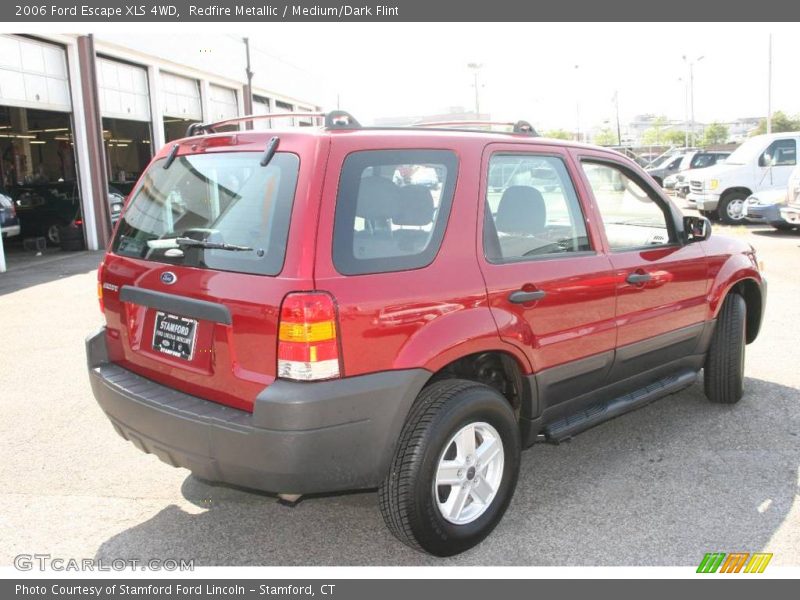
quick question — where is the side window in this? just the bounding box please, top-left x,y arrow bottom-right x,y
484,154 -> 591,262
581,161 -> 673,250
760,139 -> 797,167
332,149 -> 458,275
667,157 -> 683,170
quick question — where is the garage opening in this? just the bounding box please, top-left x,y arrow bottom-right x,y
0,106 -> 79,246
97,57 -> 154,198
161,72 -> 202,142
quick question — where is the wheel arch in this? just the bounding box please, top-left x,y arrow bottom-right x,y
713,277 -> 764,344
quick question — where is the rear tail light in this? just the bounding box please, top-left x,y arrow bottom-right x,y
97,261 -> 105,313
277,292 -> 341,381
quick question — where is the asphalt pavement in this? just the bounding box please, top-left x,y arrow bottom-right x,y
0,221 -> 798,566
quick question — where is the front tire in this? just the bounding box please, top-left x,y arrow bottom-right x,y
704,293 -> 746,404
718,191 -> 749,225
379,379 -> 521,556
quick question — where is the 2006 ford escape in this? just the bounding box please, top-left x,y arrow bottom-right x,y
87,111 -> 766,556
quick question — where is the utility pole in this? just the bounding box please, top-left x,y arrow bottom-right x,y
613,90 -> 622,146
467,63 -> 483,116
683,54 -> 704,147
243,37 -> 254,128
767,34 -> 773,134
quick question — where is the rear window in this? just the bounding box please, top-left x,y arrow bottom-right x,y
112,151 -> 299,276
332,149 -> 458,275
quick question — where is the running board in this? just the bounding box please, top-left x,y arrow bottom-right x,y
543,370 -> 698,443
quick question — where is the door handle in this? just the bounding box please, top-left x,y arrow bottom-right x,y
509,289 -> 546,303
626,272 -> 652,285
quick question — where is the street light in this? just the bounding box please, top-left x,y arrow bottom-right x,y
467,63 -> 484,117
678,76 -> 689,148
682,54 -> 704,147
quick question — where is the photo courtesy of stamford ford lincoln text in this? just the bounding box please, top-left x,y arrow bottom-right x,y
0,1 -> 798,595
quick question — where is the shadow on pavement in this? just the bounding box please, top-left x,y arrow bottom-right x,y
0,250 -> 103,296
94,376 -> 799,566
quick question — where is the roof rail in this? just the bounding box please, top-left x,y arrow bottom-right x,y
413,119 -> 539,136
185,110 -> 362,137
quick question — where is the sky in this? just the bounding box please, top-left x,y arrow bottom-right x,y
250,22 -> 800,131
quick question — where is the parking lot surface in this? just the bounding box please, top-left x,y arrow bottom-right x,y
0,220 -> 798,566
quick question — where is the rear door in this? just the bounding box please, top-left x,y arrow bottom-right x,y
575,151 -> 708,382
100,132 -> 327,411
478,144 -> 617,419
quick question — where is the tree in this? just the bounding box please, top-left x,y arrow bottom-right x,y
543,129 -> 572,140
663,129 -> 688,146
753,111 -> 800,135
641,116 -> 669,145
701,122 -> 729,146
594,128 -> 617,146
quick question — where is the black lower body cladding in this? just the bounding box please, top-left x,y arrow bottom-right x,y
86,329 -> 430,494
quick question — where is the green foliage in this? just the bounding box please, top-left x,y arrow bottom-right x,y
543,129 -> 573,140
701,122 -> 729,146
594,128 -> 617,146
753,111 -> 800,135
663,129 -> 688,146
641,116 -> 669,145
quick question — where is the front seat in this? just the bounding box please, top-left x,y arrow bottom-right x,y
493,185 -> 548,258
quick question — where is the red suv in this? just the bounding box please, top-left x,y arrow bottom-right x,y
87,112 -> 766,556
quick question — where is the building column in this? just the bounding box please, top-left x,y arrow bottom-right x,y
76,35 -> 111,250
147,65 -> 166,151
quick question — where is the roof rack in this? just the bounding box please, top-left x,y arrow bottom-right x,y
413,120 -> 539,136
186,110 -> 361,137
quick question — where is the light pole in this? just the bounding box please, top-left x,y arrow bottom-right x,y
767,34 -> 773,134
467,63 -> 483,117
683,54 -> 704,147
678,76 -> 689,148
613,90 -> 622,146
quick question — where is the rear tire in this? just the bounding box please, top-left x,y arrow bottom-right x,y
704,293 -> 746,404
379,379 -> 521,556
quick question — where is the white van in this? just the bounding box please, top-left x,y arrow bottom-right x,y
688,131 -> 800,223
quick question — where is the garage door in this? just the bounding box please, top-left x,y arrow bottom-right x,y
209,84 -> 238,122
252,96 -> 270,130
161,72 -> 202,120
97,57 -> 150,122
0,35 -> 71,112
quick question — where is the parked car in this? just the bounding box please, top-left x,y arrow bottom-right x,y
742,180 -> 796,231
688,132 -> 800,223
10,182 -> 125,246
779,165 -> 800,226
645,152 -> 686,186
87,112 -> 766,557
665,152 -> 731,193
0,192 -> 20,239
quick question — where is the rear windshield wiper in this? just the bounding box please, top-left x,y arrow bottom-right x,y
174,237 -> 253,252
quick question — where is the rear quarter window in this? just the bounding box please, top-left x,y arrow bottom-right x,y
332,149 -> 458,275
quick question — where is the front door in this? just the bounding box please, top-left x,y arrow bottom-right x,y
576,154 -> 709,383
478,145 -> 617,420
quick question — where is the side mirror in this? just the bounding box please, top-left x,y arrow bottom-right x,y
684,215 -> 711,243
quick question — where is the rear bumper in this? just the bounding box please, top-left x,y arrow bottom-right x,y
86,329 -> 430,495
1,224 -> 20,238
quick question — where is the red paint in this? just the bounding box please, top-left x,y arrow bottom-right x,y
98,128 -> 763,412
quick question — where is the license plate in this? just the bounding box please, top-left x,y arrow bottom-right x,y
152,311 -> 198,361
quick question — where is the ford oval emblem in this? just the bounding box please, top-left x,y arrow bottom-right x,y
160,271 -> 177,285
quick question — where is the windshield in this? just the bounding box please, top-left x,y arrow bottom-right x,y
112,151 -> 299,276
725,138 -> 766,165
